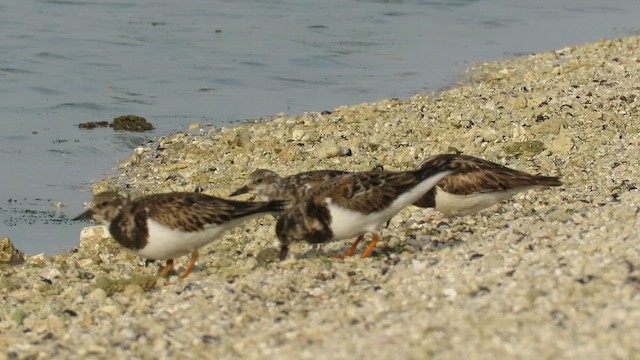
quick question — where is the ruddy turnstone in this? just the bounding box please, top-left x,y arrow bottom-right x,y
232,155 -> 560,218
230,169 -> 349,207
412,154 -> 562,215
74,191 -> 285,277
274,154 -> 461,260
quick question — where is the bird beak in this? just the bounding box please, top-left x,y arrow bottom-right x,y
73,209 -> 93,221
229,186 -> 249,196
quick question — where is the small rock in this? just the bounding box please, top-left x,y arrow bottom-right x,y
229,130 -> 251,148
442,287 -> 458,300
613,206 -> 638,221
480,128 -> 499,142
188,122 -> 203,131
411,259 -> 428,271
619,191 -> 640,205
38,267 -> 63,281
86,288 -> 108,303
27,253 -> 47,266
80,225 -> 110,247
549,131 -> 574,155
256,247 -> 279,265
291,129 -> 306,141
76,258 -> 93,268
315,139 -> 349,158
100,304 -> 124,317
531,117 -> 565,136
277,145 -> 301,161
580,243 -> 599,253
512,95 -> 528,109
46,314 -> 65,334
0,237 -> 25,264
315,139 -> 340,158
510,123 -> 529,141
119,151 -> 141,168
483,253 -> 505,268
546,209 -> 572,223
483,101 -> 496,110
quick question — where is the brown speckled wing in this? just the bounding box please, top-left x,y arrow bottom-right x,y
310,171 -> 419,214
287,169 -> 350,183
141,192 -> 282,232
420,154 -> 562,196
282,170 -> 351,199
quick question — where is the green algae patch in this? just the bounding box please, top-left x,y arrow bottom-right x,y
78,120 -> 110,129
0,277 -> 23,292
11,308 -> 28,325
503,140 -> 545,156
93,275 -> 157,296
255,247 -> 280,265
112,115 -> 154,132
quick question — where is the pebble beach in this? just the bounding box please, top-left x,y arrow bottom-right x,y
1,35 -> 639,359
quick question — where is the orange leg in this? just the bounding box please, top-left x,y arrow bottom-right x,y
345,236 -> 363,257
333,236 -> 363,260
180,250 -> 199,278
159,259 -> 174,278
360,233 -> 380,259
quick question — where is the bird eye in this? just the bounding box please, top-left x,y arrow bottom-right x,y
256,178 -> 263,183
99,201 -> 109,207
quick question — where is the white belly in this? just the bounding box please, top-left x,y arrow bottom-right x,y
326,204 -> 384,240
326,170 -> 453,241
131,218 -> 241,260
434,186 -> 537,215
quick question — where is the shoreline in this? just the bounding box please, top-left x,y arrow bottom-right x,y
2,36 -> 639,358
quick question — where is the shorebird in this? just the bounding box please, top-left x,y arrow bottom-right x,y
74,191 -> 285,277
274,154 -> 461,260
232,155 -> 561,216
230,169 -> 349,208
412,153 -> 562,215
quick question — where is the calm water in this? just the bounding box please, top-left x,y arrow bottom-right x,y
1,0 -> 639,254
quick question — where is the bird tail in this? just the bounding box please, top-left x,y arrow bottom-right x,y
224,198 -> 289,219
265,199 -> 288,213
532,175 -> 562,187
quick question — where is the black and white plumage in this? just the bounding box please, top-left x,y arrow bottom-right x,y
74,191 -> 285,277
274,154 -> 461,260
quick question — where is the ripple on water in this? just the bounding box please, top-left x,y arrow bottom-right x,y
34,52 -> 72,60
27,86 -> 63,95
112,96 -> 156,105
46,149 -> 74,157
237,61 -> 267,67
51,102 -> 109,111
269,76 -> 339,86
0,68 -> 37,74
